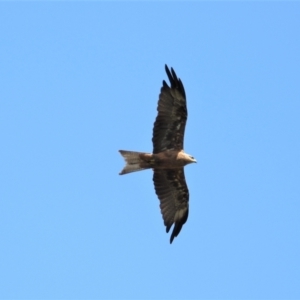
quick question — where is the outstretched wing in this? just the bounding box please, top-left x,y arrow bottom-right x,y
152,65 -> 187,154
153,169 -> 189,243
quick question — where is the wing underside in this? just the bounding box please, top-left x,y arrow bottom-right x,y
153,169 -> 189,243
152,65 -> 187,153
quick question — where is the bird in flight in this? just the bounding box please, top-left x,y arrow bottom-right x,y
119,65 -> 196,244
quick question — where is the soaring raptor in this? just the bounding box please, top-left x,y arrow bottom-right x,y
119,65 -> 196,243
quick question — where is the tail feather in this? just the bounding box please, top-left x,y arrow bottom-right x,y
119,150 -> 150,175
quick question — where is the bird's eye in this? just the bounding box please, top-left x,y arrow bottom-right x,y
190,156 -> 194,159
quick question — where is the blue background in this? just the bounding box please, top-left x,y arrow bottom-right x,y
1,3 -> 299,299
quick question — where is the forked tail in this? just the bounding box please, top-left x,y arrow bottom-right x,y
119,150 -> 151,175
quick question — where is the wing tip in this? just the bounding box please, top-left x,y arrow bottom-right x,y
163,64 -> 186,99
170,234 -> 175,244
169,223 -> 182,244
168,210 -> 189,244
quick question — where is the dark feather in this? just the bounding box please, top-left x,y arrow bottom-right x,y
152,65 -> 187,154
153,169 -> 189,243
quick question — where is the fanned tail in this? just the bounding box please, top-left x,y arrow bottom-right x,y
118,150 -> 150,175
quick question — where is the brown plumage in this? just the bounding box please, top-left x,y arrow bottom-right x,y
119,65 -> 196,244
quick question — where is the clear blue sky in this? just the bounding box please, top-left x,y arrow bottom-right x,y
1,2 -> 299,299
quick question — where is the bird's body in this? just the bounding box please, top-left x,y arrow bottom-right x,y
119,150 -> 195,174
119,65 -> 196,243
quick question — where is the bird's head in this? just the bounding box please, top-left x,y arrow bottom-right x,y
182,153 -> 197,164
188,155 -> 197,164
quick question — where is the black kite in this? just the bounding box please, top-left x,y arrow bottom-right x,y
119,65 -> 196,243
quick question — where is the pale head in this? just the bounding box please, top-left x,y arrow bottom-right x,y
181,152 -> 197,164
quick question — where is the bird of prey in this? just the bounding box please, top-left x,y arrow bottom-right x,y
119,65 -> 196,244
